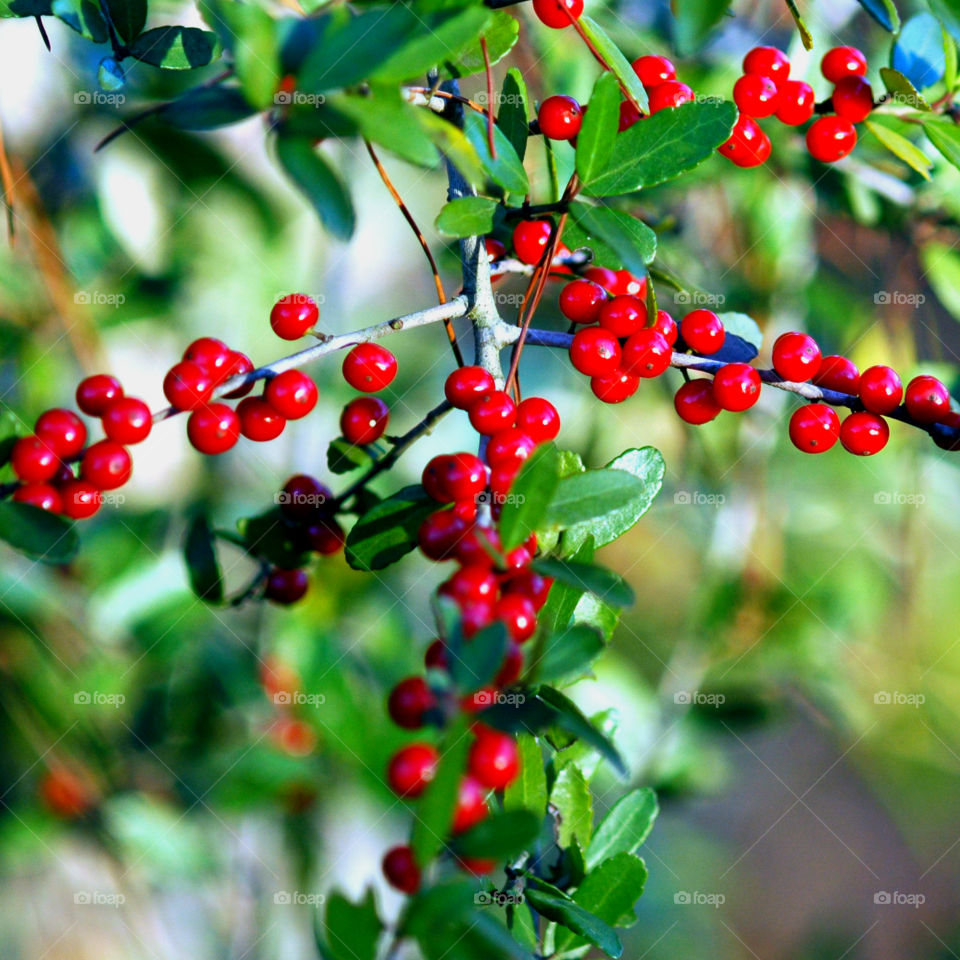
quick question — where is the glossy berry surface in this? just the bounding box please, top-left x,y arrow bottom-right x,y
468,391 -> 516,435
35,409 -> 86,459
270,294 -> 319,340
813,355 -> 860,394
905,375 -> 951,423
538,95 -> 583,140
674,379 -> 722,424
469,728 -> 519,790
806,116 -> 857,163
789,404 -> 840,453
652,310 -> 678,346
515,397 -> 560,442
598,296 -> 646,337
445,366 -> 495,408
733,74 -> 779,117
164,361 -> 214,411
102,397 -> 152,445
590,370 -> 639,403
486,428 -> 537,467
280,474 -> 332,521
237,397 -> 286,441
680,310 -> 725,355
560,279 -> 606,324
13,483 -> 61,512
622,329 -> 671,379
418,509 -> 470,560
12,436 -> 59,483
512,220 -> 553,265
342,343 -> 397,392
60,480 -> 102,519
859,365 -> 903,415
76,374 -> 123,416
840,411 -> 889,455
494,594 -> 537,643
221,352 -> 255,398
187,403 -> 241,455
821,46 -> 867,83
388,677 -> 435,729
382,846 -> 420,895
265,567 -> 309,604
632,54 -> 676,87
422,453 -> 487,503
775,80 -> 816,125
647,81 -> 694,113
265,370 -> 318,420
451,775 -> 488,832
742,46 -> 791,84
832,75 -> 874,123
712,363 -> 762,411
719,115 -> 771,167
341,396 -> 389,445
583,266 -> 618,292
183,337 -> 231,376
80,440 -> 131,489
570,328 -> 621,377
772,332 -> 822,382
532,0 -> 583,28
387,743 -> 438,798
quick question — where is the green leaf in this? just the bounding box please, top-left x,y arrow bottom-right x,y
158,86 -> 256,130
464,111 -> 529,196
327,437 -> 374,475
129,25 -> 222,69
865,119 -> 932,179
531,624 -> 604,684
583,101 -> 737,197
575,72 -> 620,185
241,509 -> 310,568
585,788 -> 658,870
550,762 -> 593,849
102,0 -> 145,43
538,537 -> 593,634
0,502 -> 78,564
1,0 -> 53,17
184,516 -> 223,604
449,621 -> 507,692
455,810 -> 541,859
579,16 -> 647,114
921,241 -> 960,321
542,469 -> 650,533
879,66 -> 930,110
945,24 -> 958,90
498,442 -> 560,552
447,10 -> 519,76
411,717 -> 471,866
931,0 -> 960,41
524,887 -> 621,958
504,734 -> 547,816
857,0 -> 899,31
324,889 -> 382,960
672,0 -> 729,55
498,67 -> 529,162
922,116 -> 960,169
344,485 -> 436,571
275,132 -> 355,240
538,686 -> 626,776
568,203 -> 656,277
52,0 -> 107,41
230,6 -> 281,108
782,0 -> 813,49
418,111 -> 488,191
534,558 -> 634,608
436,196 -> 499,238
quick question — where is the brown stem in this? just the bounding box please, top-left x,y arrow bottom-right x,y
481,36 -> 497,160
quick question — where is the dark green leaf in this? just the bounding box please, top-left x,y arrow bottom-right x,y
0,502 -> 79,564
931,0 -> 960,41
51,0 -> 107,41
129,26 -> 222,69
158,86 -> 256,130
344,485 -> 436,571
184,516 -> 223,603
524,887 -> 622,958
923,116 -> 960,169
534,559 -> 634,608
498,67 -> 529,162
538,537 -> 593,634
1,0 -> 53,17
464,111 -> 529,196
857,0 -> 899,31
575,72 -> 620,185
585,789 -> 658,869
504,734 -> 546,816
550,764 -> 593,848
102,0 -> 145,43
583,101 -> 736,197
327,437 -> 374,475
449,621 -> 507,692
671,0 -> 729,55
568,203 -> 656,280
579,16 -> 647,113
324,889 -> 382,960
542,469 -> 650,533
436,196 -> 499,238
454,810 -> 541,858
447,9 -> 519,76
241,509 -> 310,568
538,686 -> 627,775
276,132 -> 355,240
530,624 -> 604,684
499,442 -> 560,551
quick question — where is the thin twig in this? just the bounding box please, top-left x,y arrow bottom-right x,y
481,36 -> 497,160
0,112 -> 16,242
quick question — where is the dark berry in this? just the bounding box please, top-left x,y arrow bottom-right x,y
388,677 -> 436,730
382,846 -> 420,894
265,567 -> 309,604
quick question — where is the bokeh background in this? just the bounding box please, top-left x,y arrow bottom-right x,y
2,0 -> 960,957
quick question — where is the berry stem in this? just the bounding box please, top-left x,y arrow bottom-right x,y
480,36 -> 497,161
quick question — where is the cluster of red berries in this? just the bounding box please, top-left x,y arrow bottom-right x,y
721,44 -> 872,167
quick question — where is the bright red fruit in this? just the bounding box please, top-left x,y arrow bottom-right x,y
187,403 -> 241,454
742,46 -> 791,84
674,379 -> 722,424
680,309 -> 725,354
469,728 -> 519,790
647,81 -> 694,113
486,428 -> 537,467
789,404 -> 840,453
806,116 -> 857,163
840,411 -> 889,455
733,74 -> 779,117
342,343 -> 397,392
772,332 -> 822,382
821,46 -> 867,84
532,0 -> 583,28
632,54 -> 676,87
387,743 -> 439,798
237,397 -> 286,441
280,475 -> 331,520
265,568 -> 309,604
494,594 -> 537,642
504,569 -> 553,609
80,440 -> 131,489
270,294 -> 319,340
590,370 -> 639,403
719,115 -> 771,167
515,397 -> 560,442
221,352 -> 255,398
598,296 -> 646,337
468,391 -> 517,435
712,363 -> 762,411
452,775 -> 489,832
583,266 -> 618,292
76,374 -> 123,416
183,337 -> 231,376
388,677 -> 436,729
60,480 -> 102,519
512,220 -> 553,265
421,452 -> 487,503
570,328 -> 621,377
441,565 -> 498,607
418,509 -> 471,560
102,397 -> 152,444
341,396 -> 389,445
905,375 -> 951,423
35,409 -> 86,459
622,329 -> 671,378
618,100 -> 642,131
859,365 -> 903,415
538,95 -> 583,140
775,80 -> 816,125
265,370 -> 318,420
164,361 -> 214,411
813,355 -> 860,394
305,519 -> 345,555
832,75 -> 874,123
652,310 -> 678,346
560,279 -> 606,324
445,366 -> 496,408
11,436 -> 59,483
13,483 -> 61,512
382,846 -> 420,895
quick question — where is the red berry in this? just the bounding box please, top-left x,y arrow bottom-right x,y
486,428 -> 537,467
461,600 -> 495,638
388,677 -> 436,729
647,81 -> 694,113
469,728 -> 519,789
569,327 -> 621,377
279,475 -> 330,521
445,366 -> 496,408
743,46 -> 791,85
531,0 -> 583,28
559,279 -> 606,324
772,332 -> 822,382
538,95 -> 583,140
933,411 -> 960,450
425,639 -> 448,670
712,363 -> 762,411
496,641 -> 524,686
164,361 -> 214,411
265,370 -> 318,420
583,266 -> 618,292
719,114 -> 771,167
674,379 -> 722,424
11,436 -> 59,483
421,453 -> 487,503
775,80 -> 816,125
265,567 -> 309,604
512,220 -> 553,265
733,74 -> 780,118
35,409 -> 86,459
80,440 -> 131,489
840,411 -> 889,455
618,100 -> 642,131
652,310 -> 678,346
221,352 -> 255,398
237,397 -> 286,441
590,369 -> 639,403
468,391 -> 516,435
187,403 -> 241,455
304,518 -> 344,555
680,309 -> 725,355
859,365 -> 902,415
494,594 -> 537,643
821,46 -> 867,84
632,54 -> 676,87
342,343 -> 397,392
382,846 -> 420,895
387,743 -> 439,798
183,337 -> 231,377
76,374 -> 122,416
453,526 -> 500,567
612,270 -> 646,298
904,375 -> 951,423
515,397 -> 560,443
503,569 -> 553,609
485,237 -> 506,263
622,329 -> 671,378
419,508 -> 471,560
813,355 -> 860,394
806,116 -> 857,163
441,565 -> 498,606
458,856 -> 496,875
341,396 -> 389,445
270,294 -> 319,340
598,295 -> 646,337
452,775 -> 488,832
13,483 -> 61,512
102,397 -> 152,445
60,480 -> 102,519
789,404 -> 840,453
832,75 -> 874,123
